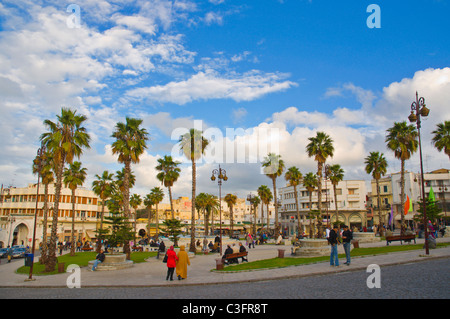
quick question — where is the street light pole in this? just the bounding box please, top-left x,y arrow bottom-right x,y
211,165 -> 228,255
28,142 -> 45,281
408,91 -> 430,255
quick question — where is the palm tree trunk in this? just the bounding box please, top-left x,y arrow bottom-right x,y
272,177 -> 279,235
333,184 -> 339,226
123,161 -> 131,259
190,160 -> 196,252
169,186 -> 174,219
400,160 -> 405,235
266,204 -> 270,233
156,203 -> 159,238
294,185 -> 300,236
376,178 -> 384,236
309,193 -> 313,238
46,159 -> 64,272
70,189 -> 76,257
317,162 -> 323,223
230,205 -> 234,234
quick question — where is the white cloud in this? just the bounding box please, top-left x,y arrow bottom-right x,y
126,69 -> 297,104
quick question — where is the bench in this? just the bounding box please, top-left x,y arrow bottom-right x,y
223,252 -> 248,265
385,235 -> 416,246
82,247 -> 93,251
132,246 -> 143,252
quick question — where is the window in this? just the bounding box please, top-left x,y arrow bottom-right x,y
383,185 -> 388,193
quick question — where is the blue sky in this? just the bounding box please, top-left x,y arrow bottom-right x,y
0,0 -> 449,200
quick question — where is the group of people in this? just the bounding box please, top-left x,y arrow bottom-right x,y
222,242 -> 247,264
327,225 -> 353,267
164,245 -> 190,281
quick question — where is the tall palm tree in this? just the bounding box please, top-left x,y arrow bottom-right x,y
328,164 -> 344,227
92,170 -> 115,252
257,185 -> 272,231
149,187 -> 164,238
250,196 -> 261,235
285,166 -> 303,235
303,172 -> 318,238
63,161 -> 88,257
156,155 -> 181,219
224,194 -> 237,234
40,108 -> 90,272
143,193 -> 156,237
386,121 -> 418,233
32,150 -> 54,264
306,132 -> 334,225
205,193 -> 219,236
111,117 -> 148,219
179,128 -> 209,252
365,152 -> 388,236
195,192 -> 209,235
261,153 -> 285,235
130,193 -> 142,243
432,121 -> 450,159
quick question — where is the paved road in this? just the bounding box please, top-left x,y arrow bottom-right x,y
1,257 -> 448,299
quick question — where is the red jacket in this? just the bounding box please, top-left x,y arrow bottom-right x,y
166,249 -> 178,268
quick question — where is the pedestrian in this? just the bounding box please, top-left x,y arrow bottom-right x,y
342,225 -> 353,266
91,249 -> 105,271
165,245 -> 178,281
176,245 -> 190,280
328,225 -> 340,267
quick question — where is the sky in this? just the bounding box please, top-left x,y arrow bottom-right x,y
0,0 -> 449,203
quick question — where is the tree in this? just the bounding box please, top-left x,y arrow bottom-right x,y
303,172 -> 318,238
306,132 -> 334,227
40,108 -> 90,272
261,153 -> 285,235
143,193 -> 156,237
285,166 -> 303,235
257,185 -> 272,231
179,128 -> 209,252
205,194 -> 219,236
224,193 -> 237,234
414,198 -> 443,224
248,195 -> 261,235
156,155 -> 181,219
328,164 -> 345,228
386,121 -> 418,233
111,117 -> 148,219
149,187 -> 164,238
432,121 -> 450,159
364,152 -> 388,236
32,149 -> 54,264
130,193 -> 142,243
160,219 -> 184,247
92,170 -> 115,252
63,161 -> 87,256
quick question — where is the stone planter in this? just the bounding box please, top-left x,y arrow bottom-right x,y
352,232 -> 381,243
292,239 -> 329,257
88,253 -> 133,271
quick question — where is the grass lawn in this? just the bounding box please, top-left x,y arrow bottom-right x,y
216,242 -> 450,272
16,251 -> 158,276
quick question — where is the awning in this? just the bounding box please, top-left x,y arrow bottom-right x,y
394,214 -> 414,221
86,230 -> 97,240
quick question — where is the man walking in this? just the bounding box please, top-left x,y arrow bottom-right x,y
342,225 -> 353,266
328,225 -> 339,267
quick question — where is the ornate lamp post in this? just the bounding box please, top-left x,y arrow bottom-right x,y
408,91 -> 430,255
28,142 -> 46,281
211,165 -> 228,255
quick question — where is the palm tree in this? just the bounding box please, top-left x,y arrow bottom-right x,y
130,193 -> 142,243
40,108 -> 90,272
195,193 -> 209,235
224,194 -> 237,234
365,152 -> 388,236
111,117 -> 148,219
257,185 -> 272,231
261,153 -> 285,235
285,166 -> 303,236
156,155 -> 181,219
92,170 -> 115,252
63,161 -> 88,256
432,121 -> 450,159
250,196 -> 261,235
32,150 -> 54,264
179,128 -> 209,252
303,172 -> 318,238
328,164 -> 344,227
143,193 -> 156,237
306,132 -> 334,227
149,187 -> 164,238
386,121 -> 418,233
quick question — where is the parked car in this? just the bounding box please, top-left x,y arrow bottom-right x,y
0,248 -> 9,258
12,248 -> 27,258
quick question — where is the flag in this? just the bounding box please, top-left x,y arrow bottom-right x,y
404,195 -> 411,215
429,186 -> 436,205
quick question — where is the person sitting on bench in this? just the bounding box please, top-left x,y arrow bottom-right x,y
222,245 -> 237,264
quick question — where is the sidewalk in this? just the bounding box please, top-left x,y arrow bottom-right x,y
1,236 -> 449,288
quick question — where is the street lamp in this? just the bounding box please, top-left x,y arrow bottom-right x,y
408,91 -> 430,255
27,142 -> 45,281
211,165 -> 227,255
